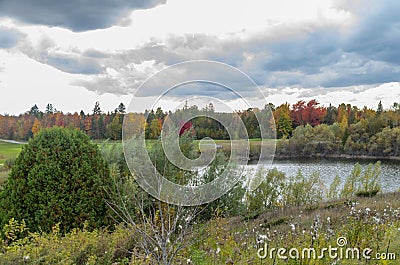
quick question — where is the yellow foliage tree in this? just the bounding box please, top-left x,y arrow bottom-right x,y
31,118 -> 42,135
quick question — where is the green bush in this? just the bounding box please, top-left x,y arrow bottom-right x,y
341,161 -> 381,199
3,157 -> 16,171
282,170 -> 325,207
245,168 -> 286,213
0,127 -> 112,234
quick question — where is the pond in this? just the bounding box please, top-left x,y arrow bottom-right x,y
247,158 -> 400,193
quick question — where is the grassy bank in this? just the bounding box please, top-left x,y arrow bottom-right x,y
0,138 -> 399,264
1,192 -> 398,264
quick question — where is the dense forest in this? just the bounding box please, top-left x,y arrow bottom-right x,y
1,100 -> 400,157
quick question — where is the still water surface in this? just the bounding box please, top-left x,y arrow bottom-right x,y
250,158 -> 400,193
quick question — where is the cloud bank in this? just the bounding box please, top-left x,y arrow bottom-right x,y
0,0 -> 399,109
0,0 -> 166,31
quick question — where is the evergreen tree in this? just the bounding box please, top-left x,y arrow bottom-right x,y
377,100 -> 383,115
93,101 -> 102,115
0,127 -> 112,233
117,103 -> 126,114
45,103 -> 54,114
29,104 -> 40,118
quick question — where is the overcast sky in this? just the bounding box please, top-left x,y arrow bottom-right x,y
0,0 -> 399,114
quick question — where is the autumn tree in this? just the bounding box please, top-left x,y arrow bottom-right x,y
274,103 -> 292,138
304,99 -> 326,126
106,114 -> 122,140
290,100 -> 306,127
31,118 -> 41,135
291,100 -> 326,127
147,118 -> 162,139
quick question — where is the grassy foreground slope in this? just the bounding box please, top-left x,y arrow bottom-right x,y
0,192 -> 398,264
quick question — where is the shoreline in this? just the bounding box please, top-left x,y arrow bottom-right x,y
248,153 -> 400,162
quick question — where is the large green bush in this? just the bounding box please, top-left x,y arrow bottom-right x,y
0,127 -> 112,234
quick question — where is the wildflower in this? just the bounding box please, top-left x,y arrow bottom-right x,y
216,247 -> 221,254
257,234 -> 270,244
289,223 -> 295,231
24,255 -> 30,261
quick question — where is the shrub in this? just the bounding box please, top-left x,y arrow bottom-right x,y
341,161 -> 381,199
282,170 -> 325,207
0,127 -> 112,234
245,168 -> 286,213
3,157 -> 16,171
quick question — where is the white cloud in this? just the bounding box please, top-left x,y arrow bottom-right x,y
0,0 -> 399,114
0,50 -> 130,114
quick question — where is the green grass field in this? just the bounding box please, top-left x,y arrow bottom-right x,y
0,141 -> 23,184
0,141 -> 23,165
0,138 -> 273,165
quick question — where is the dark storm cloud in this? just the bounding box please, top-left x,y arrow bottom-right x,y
0,26 -> 23,48
0,0 -> 166,31
260,30 -> 342,74
238,0 -> 400,90
343,0 -> 400,65
18,0 -> 396,98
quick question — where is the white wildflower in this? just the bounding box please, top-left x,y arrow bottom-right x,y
216,247 -> 221,254
373,216 -> 380,223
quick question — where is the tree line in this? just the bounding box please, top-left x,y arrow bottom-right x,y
275,101 -> 400,158
0,102 -> 126,141
1,100 -> 400,151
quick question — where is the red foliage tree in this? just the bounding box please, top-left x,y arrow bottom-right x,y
291,99 -> 326,127
179,121 -> 195,136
